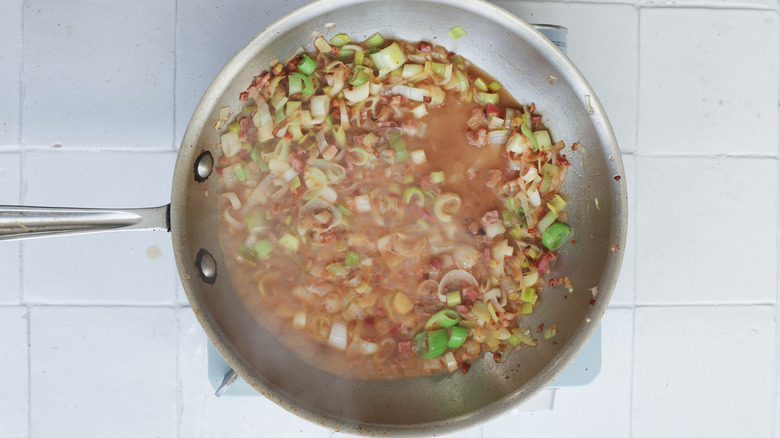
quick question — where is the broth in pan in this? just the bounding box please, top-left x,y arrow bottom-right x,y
216,33 -> 574,380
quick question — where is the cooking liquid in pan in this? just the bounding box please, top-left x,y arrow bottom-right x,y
216,38 -> 573,380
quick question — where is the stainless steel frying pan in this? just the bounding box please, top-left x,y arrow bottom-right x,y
0,0 -> 627,435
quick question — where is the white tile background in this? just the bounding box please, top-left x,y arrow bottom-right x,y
0,0 -> 777,437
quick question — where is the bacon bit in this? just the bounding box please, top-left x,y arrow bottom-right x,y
614,175 -> 622,181
466,128 -> 487,148
396,340 -> 412,354
289,153 -> 304,173
492,352 -> 502,362
460,362 -> 471,373
485,103 -> 501,118
485,169 -> 502,188
419,41 -> 432,52
420,175 -> 441,194
455,305 -> 469,316
480,210 -> 499,227
363,316 -> 375,328
536,251 -> 557,274
239,91 -> 249,102
465,220 -> 480,236
571,240 -> 576,245
322,144 -> 339,161
531,115 -> 541,126
537,323 -> 544,333
589,299 -> 596,306
317,231 -> 336,244
239,117 -> 250,140
464,288 -> 479,301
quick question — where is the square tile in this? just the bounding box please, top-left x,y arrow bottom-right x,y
178,309 -> 333,438
491,1 -> 639,153
0,306 -> 30,438
0,152 -> 21,303
22,0 -> 175,149
639,8 -> 778,155
610,153 -> 635,307
633,306 -> 775,438
30,307 -> 178,437
483,308 -> 633,438
175,0 -> 311,147
636,156 -> 776,304
22,150 -> 178,304
0,0 -> 22,146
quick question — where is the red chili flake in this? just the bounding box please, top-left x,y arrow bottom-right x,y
492,352 -> 502,362
614,175 -> 622,181
460,362 -> 471,373
571,240 -> 577,245
589,299 -> 596,306
537,323 -> 544,333
553,341 -> 558,345
239,91 -> 249,102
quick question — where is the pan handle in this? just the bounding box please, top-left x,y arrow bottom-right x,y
0,204 -> 170,241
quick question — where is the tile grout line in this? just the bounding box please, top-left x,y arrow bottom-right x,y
173,1 -> 183,435
773,11 -> 780,436
628,7 -> 642,434
636,2 -> 777,11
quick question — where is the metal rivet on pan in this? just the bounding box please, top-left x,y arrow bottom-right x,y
194,150 -> 213,182
196,248 -> 217,284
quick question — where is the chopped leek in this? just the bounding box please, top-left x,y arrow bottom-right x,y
345,251 -> 361,267
422,329 -> 448,359
254,239 -> 274,259
520,287 -> 537,304
542,222 -> 572,251
543,324 -> 558,340
370,42 -> 407,73
388,130 -> 408,161
478,92 -> 499,105
537,210 -> 558,233
364,32 -> 385,47
290,72 -> 315,95
520,303 -> 534,315
448,25 -> 467,40
534,130 -> 552,150
297,54 -> 317,75
447,326 -> 468,349
430,171 -> 446,184
488,81 -> 502,91
547,194 -> 566,215
326,262 -> 348,276
349,65 -> 370,86
521,123 -> 540,151
279,233 -> 299,251
446,290 -> 461,307
474,77 -> 488,92
410,149 -> 427,164
329,32 -> 350,47
425,309 -> 461,330
404,186 -> 425,206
